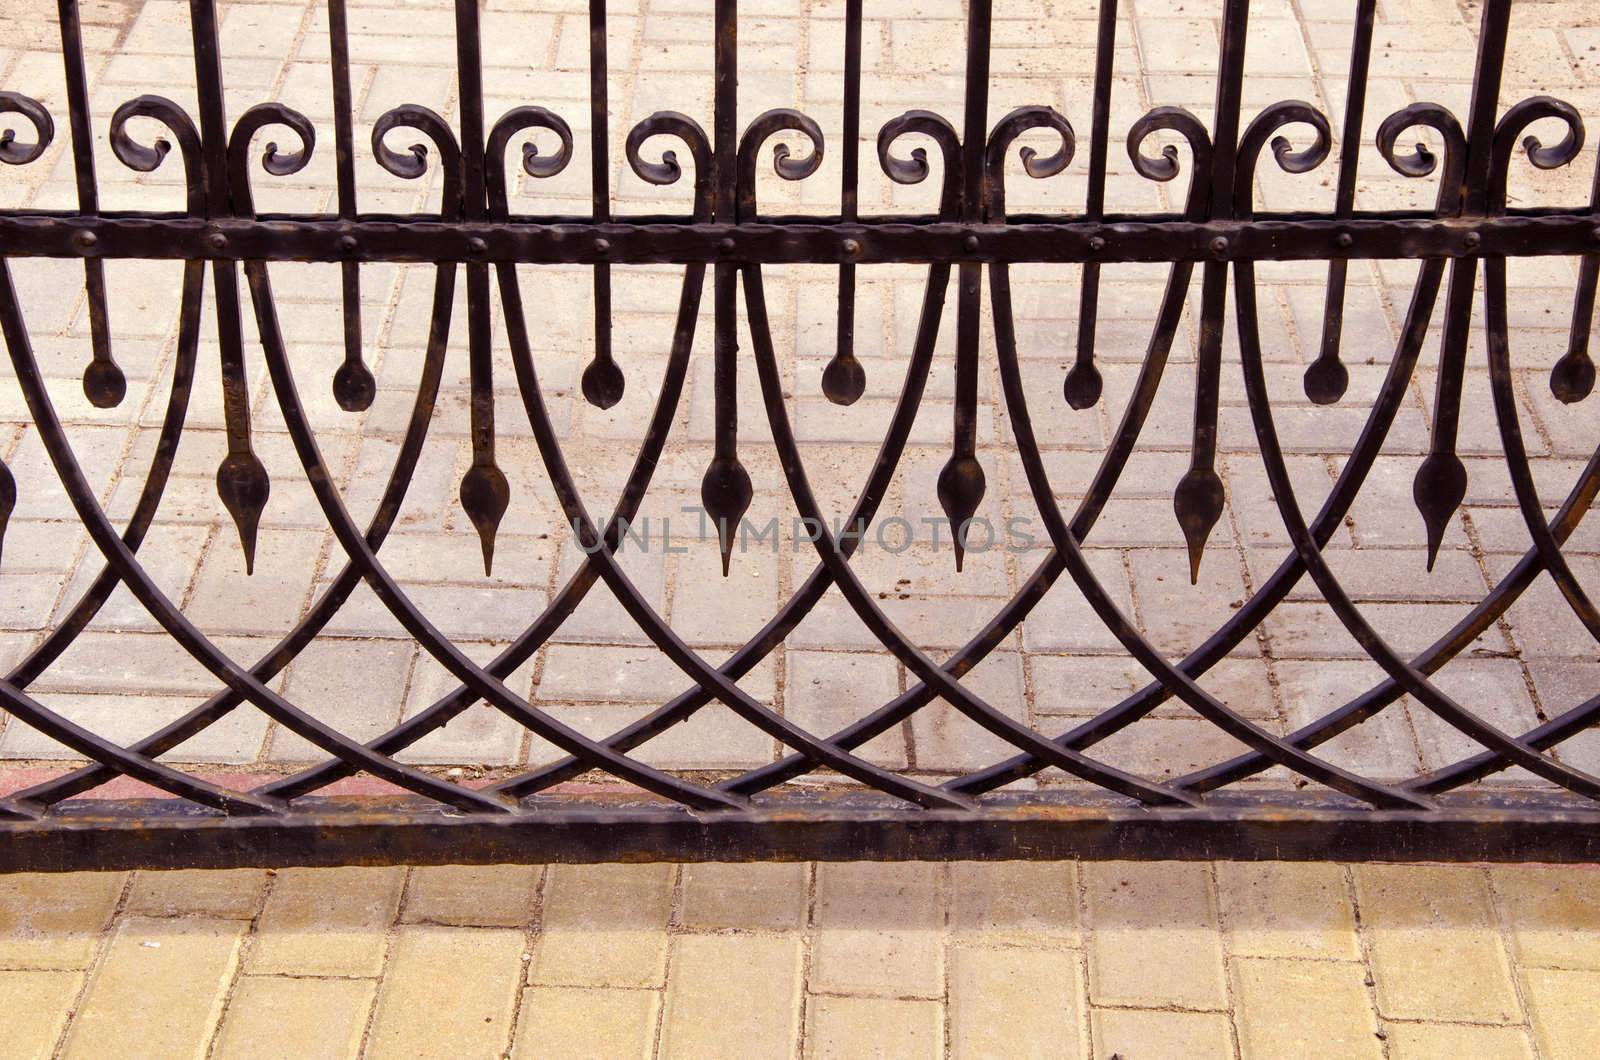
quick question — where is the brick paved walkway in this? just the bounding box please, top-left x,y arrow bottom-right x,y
0,0 -> 1598,1053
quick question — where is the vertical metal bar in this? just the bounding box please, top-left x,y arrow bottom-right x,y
822,0 -> 866,406
1551,154 -> 1600,403
454,0 -> 510,574
1174,0 -> 1249,583
940,0 -> 991,571
1064,0 -> 1117,411
1414,0 -> 1511,568
57,0 -> 125,408
700,0 -> 753,574
580,0 -> 624,409
1304,0 -> 1375,405
191,0 -> 270,572
328,0 -> 375,412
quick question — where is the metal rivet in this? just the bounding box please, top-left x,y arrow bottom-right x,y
1088,235 -> 1106,252
1463,231 -> 1481,250
1210,236 -> 1229,257
964,235 -> 980,253
467,237 -> 487,255
207,231 -> 227,251
1589,225 -> 1599,244
338,235 -> 358,252
719,237 -> 736,254
1336,232 -> 1354,249
73,230 -> 98,250
841,238 -> 861,259
594,237 -> 611,255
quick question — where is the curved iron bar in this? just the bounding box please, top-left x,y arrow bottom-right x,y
725,110 -> 1208,807
1236,259 -> 1600,798
266,113 -> 723,804
229,106 -> 751,813
728,107 -> 1213,799
13,105 -> 477,812
979,110 -> 1429,808
1476,98 -> 1600,642
489,114 -> 973,811
484,111 -> 964,802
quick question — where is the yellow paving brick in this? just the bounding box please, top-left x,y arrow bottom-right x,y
212,976 -> 375,1060
402,864 -> 540,927
1091,1007 -> 1235,1060
949,944 -> 1086,1059
248,866 -> 404,977
1083,861 -> 1226,1009
660,934 -> 802,1059
1231,956 -> 1382,1060
1217,862 -> 1358,960
1385,1021 -> 1536,1060
0,969 -> 84,1060
367,927 -> 525,1060
531,864 -> 673,988
61,916 -> 243,1060
126,869 -> 266,920
680,862 -> 807,931
805,996 -> 943,1060
950,861 -> 1079,944
812,862 -> 943,999
0,872 -> 124,969
1523,967 -> 1600,1060
512,986 -> 659,1060
1492,865 -> 1600,970
1354,865 -> 1520,1022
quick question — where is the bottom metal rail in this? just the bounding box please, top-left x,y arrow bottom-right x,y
5,791 -> 1598,872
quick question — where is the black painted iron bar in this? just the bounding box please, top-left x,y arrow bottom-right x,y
190,0 -> 270,573
1552,147 -> 1600,403
453,0 -> 510,574
581,0 -> 624,409
1064,0 -> 1116,411
822,0 -> 866,406
56,0 -> 124,409
940,0 -> 991,571
327,0 -> 374,412
1304,0 -> 1374,405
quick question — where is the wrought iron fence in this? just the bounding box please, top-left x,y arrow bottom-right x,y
0,0 -> 1595,869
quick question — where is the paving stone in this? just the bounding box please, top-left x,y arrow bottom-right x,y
1354,865 -> 1521,1023
805,996 -> 943,1060
1384,1022 -> 1536,1060
1217,862 -> 1359,961
948,944 -> 1085,1059
660,934 -> 802,1059
60,916 -> 243,1060
1090,1008 -> 1236,1060
531,864 -> 673,988
1492,865 -> 1600,971
212,976 -> 376,1060
0,872 -> 125,970
1522,967 -> 1600,1060
812,862 -> 943,999
367,927 -> 525,1060
0,969 -> 84,1060
1231,957 -> 1382,1060
949,861 -> 1078,944
1083,861 -> 1227,1010
249,867 -> 405,977
512,986 -> 659,1060
125,869 -> 266,920
680,862 -> 808,932
402,864 -> 541,928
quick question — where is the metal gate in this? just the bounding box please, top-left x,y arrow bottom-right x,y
0,0 -> 1596,870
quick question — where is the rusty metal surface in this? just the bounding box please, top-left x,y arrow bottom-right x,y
0,0 -> 1595,867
